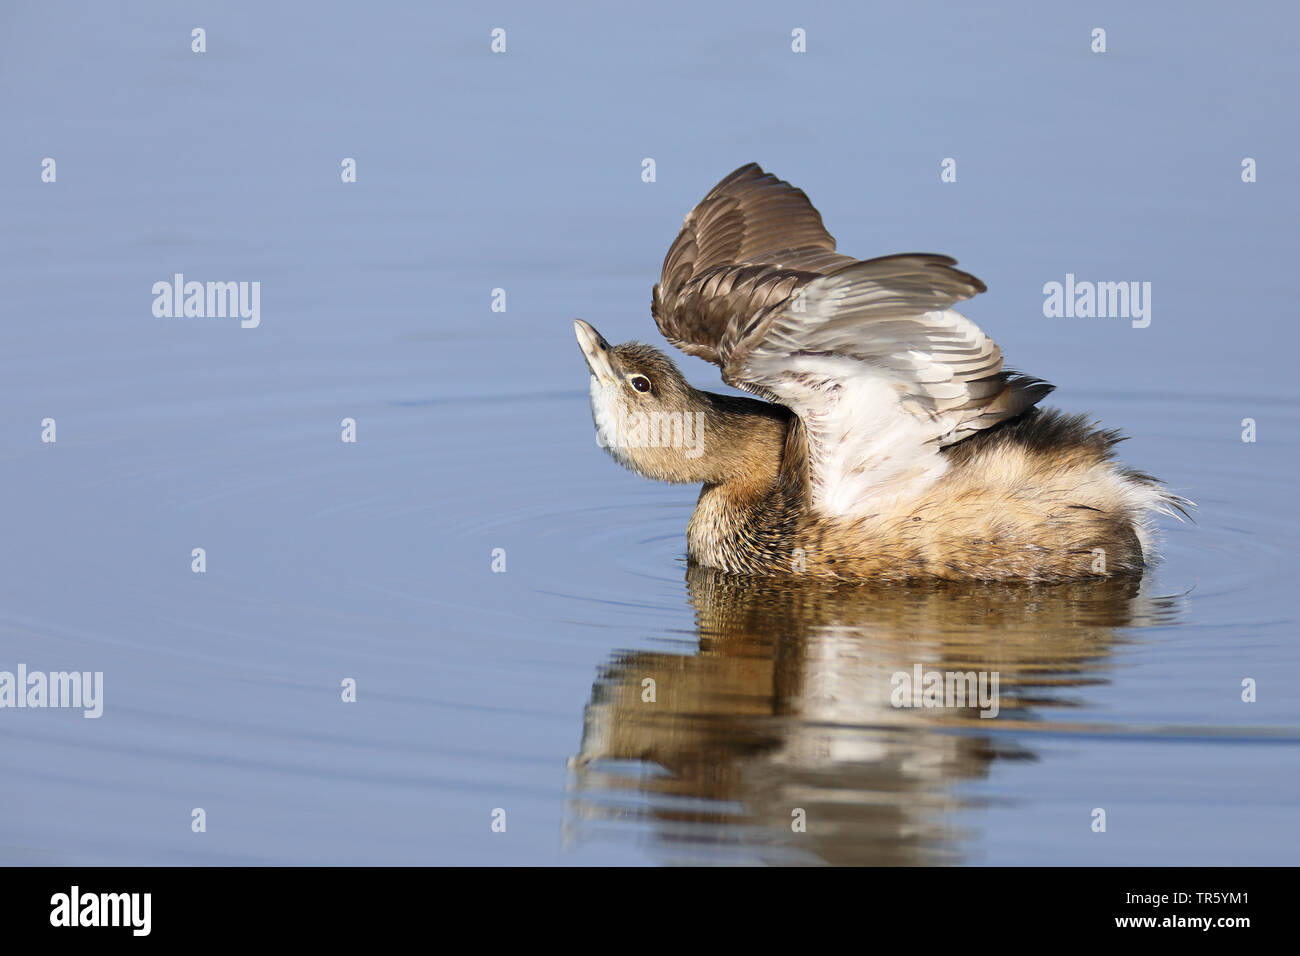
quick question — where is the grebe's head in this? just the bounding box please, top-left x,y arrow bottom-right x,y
574,318 -> 710,482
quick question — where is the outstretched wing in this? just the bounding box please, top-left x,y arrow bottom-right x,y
652,163 -> 854,364
722,255 -> 1052,514
652,164 -> 1052,516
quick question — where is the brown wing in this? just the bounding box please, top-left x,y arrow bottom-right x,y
647,167 -> 1055,514
721,252 -> 1052,440
716,253 -> 1052,515
651,163 -> 855,365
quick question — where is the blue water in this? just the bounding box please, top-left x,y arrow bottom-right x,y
1,1 -> 1297,865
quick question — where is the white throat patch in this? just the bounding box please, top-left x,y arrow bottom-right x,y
588,377 -> 631,464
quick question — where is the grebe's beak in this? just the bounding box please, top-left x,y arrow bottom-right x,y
574,319 -> 618,387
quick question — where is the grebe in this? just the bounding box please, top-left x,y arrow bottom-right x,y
575,164 -> 1188,581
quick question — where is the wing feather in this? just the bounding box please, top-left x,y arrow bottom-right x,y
653,163 -> 854,363
651,165 -> 1052,515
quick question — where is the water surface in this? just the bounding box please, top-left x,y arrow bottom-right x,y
1,2 -> 1297,865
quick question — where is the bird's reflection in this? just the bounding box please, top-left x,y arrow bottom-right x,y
566,565 -> 1180,865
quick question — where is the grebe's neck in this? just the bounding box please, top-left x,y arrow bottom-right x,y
690,391 -> 789,487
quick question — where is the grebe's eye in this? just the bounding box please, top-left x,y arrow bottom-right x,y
630,374 -> 652,393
